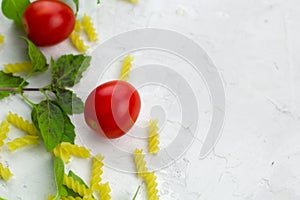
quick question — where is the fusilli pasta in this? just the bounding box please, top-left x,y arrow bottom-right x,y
46,195 -> 55,200
6,112 -> 38,136
119,55 -> 134,81
90,154 -> 104,190
0,162 -> 13,181
3,62 -> 32,74
7,135 -> 39,151
74,20 -> 83,32
144,171 -> 159,200
60,197 -> 85,200
128,0 -> 138,3
52,144 -> 71,163
0,120 -> 10,147
94,182 -> 111,200
133,148 -> 148,178
63,174 -> 92,197
70,31 -> 89,53
82,14 -> 98,42
0,33 -> 4,45
148,119 -> 160,154
60,142 -> 91,159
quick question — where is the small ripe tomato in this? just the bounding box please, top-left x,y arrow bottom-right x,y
22,0 -> 75,46
84,80 -> 141,139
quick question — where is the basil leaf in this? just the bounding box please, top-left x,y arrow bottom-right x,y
51,54 -> 91,88
22,37 -> 48,73
56,89 -> 84,115
33,100 -> 65,151
61,113 -> 76,144
68,170 -> 89,188
54,157 -> 64,197
97,0 -> 100,4
0,71 -> 28,99
72,0 -> 79,14
1,0 -> 29,24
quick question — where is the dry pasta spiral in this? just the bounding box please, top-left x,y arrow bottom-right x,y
60,142 -> 91,158
70,31 -> 89,53
63,174 -> 92,197
74,19 -> 83,32
90,154 -> 104,190
128,0 -> 138,3
7,135 -> 39,151
0,33 -> 4,45
148,119 -> 160,154
144,171 -> 159,200
3,62 -> 32,74
0,162 -> 13,181
94,182 -> 111,200
82,14 -> 98,42
60,197 -> 88,200
133,148 -> 148,178
46,195 -> 55,200
0,120 -> 10,147
6,112 -> 38,136
119,55 -> 134,81
52,145 -> 71,163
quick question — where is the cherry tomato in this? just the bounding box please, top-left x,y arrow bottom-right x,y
22,0 -> 75,46
84,80 -> 141,139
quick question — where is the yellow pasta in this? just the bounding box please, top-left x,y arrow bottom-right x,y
46,195 -> 55,200
144,171 -> 159,200
0,120 -> 10,147
0,162 -> 13,181
63,174 -> 92,197
119,55 -> 134,81
0,33 -> 4,45
127,0 -> 138,4
133,148 -> 148,178
60,142 -> 91,159
60,197 -> 85,200
6,112 -> 38,136
70,31 -> 89,53
52,145 -> 71,163
3,62 -> 32,74
74,19 -> 83,32
82,14 -> 98,42
90,154 -> 104,190
94,182 -> 111,200
7,135 -> 39,151
148,119 -> 160,154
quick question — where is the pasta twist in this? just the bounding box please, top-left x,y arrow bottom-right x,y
63,174 -> 92,197
3,62 -> 32,74
82,14 -> 98,42
61,197 -> 90,200
119,55 -> 134,81
7,135 -> 39,151
6,112 -> 38,136
90,154 -> 104,190
94,182 -> 111,200
0,120 -> 10,147
144,172 -> 159,200
52,145 -> 71,163
0,33 -> 4,45
133,148 -> 148,178
70,31 -> 89,53
148,119 -> 160,154
0,162 -> 13,181
128,0 -> 138,3
74,19 -> 83,32
46,195 -> 55,200
60,142 -> 91,159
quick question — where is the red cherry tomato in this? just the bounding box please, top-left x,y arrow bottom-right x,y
22,0 -> 75,46
84,80 -> 141,139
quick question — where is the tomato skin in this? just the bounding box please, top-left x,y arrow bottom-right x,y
22,0 -> 75,46
84,80 -> 141,139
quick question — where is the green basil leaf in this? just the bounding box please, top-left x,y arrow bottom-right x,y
22,37 -> 48,73
61,113 -> 76,144
51,54 -> 91,88
1,0 -> 30,24
0,71 -> 28,99
68,170 -> 89,188
97,0 -> 100,4
33,100 -> 65,151
56,89 -> 84,115
54,157 -> 64,197
72,0 -> 79,14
